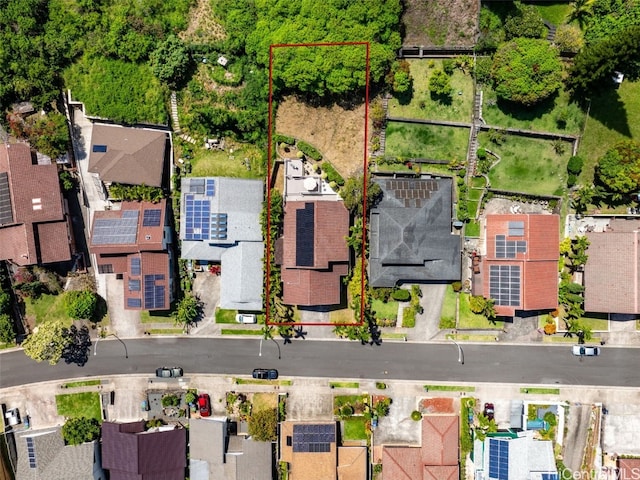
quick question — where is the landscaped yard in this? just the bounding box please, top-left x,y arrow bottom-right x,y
482,87 -> 585,135
387,59 -> 474,122
343,416 -> 368,441
24,294 -> 70,326
372,299 -> 398,321
190,142 -> 265,178
56,392 -> 102,421
479,133 -> 570,196
458,293 -> 504,329
385,122 -> 469,162
578,80 -> 640,184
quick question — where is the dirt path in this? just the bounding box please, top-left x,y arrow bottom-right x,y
275,97 -> 370,179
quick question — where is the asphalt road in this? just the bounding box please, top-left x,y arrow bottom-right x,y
1,338 -> 639,389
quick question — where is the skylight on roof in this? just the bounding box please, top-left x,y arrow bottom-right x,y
92,145 -> 107,153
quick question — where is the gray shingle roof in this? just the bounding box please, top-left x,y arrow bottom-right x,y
369,177 -> 461,287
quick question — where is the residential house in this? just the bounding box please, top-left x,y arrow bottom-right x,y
15,427 -> 105,480
88,124 -> 169,189
0,143 -> 72,266
189,417 -> 273,480
478,214 -> 559,317
89,200 -> 172,310
179,177 -> 264,311
584,218 -> 640,314
101,421 -> 186,480
369,177 -> 461,287
473,433 -> 558,480
382,415 -> 459,480
280,421 -> 367,480
280,200 -> 350,306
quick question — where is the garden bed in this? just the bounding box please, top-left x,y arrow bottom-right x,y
458,293 -> 504,329
385,122 -> 469,162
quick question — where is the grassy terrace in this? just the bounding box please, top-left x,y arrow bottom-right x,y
387,59 -> 474,122
534,3 -> 572,25
24,294 -> 69,326
190,143 -> 265,178
385,122 -> 469,162
479,133 -> 570,196
482,87 -> 585,135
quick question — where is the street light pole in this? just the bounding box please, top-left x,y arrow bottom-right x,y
271,338 -> 281,360
94,333 -> 128,359
449,338 -> 464,365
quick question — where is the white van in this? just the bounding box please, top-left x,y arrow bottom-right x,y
236,313 -> 257,324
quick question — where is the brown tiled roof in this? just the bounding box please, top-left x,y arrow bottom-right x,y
102,421 -> 186,479
281,201 -> 349,306
89,124 -> 167,187
337,446 -> 367,480
619,458 -> 640,478
585,219 -> 640,314
382,447 -> 422,480
483,214 -> 559,316
280,421 -> 337,480
0,143 -> 70,265
421,416 -> 458,466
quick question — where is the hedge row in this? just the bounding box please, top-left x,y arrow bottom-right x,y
321,162 -> 345,186
298,141 -> 323,161
273,134 -> 295,145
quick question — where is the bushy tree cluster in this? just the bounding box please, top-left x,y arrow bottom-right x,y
64,290 -> 98,320
22,318 -> 70,365
62,417 -> 101,446
595,140 -> 640,198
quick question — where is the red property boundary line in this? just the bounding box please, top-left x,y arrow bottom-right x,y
266,41 -> 370,327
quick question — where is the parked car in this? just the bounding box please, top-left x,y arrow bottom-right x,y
198,394 -> 211,417
372,415 -> 378,429
236,313 -> 257,324
155,367 -> 184,378
572,345 -> 600,356
483,403 -> 495,421
252,368 -> 278,380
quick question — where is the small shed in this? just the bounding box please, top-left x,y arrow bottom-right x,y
217,55 -> 229,67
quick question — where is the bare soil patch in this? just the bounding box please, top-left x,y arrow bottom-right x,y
419,397 -> 455,414
402,0 -> 478,47
275,96 -> 370,179
180,0 -> 227,44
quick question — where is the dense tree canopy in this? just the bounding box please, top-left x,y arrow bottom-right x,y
595,140 -> 640,196
149,35 -> 191,88
22,318 -> 71,365
504,2 -> 545,40
62,417 -> 101,445
491,38 -> 563,106
64,290 -> 98,320
218,0 -> 402,97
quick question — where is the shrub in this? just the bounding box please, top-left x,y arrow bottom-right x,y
469,295 -> 486,314
567,156 -> 584,176
273,134 -> 295,145
340,405 -> 354,417
567,174 -> 578,188
391,289 -> 410,301
376,382 -> 387,390
0,314 -> 16,344
552,139 -> 567,155
411,410 -> 422,421
476,148 -> 487,160
474,57 -> 493,84
0,292 -> 10,313
544,322 -> 557,335
64,290 -> 97,320
320,162 -> 345,186
402,307 -> 416,327
452,281 -> 462,292
428,69 -> 453,98
371,288 -> 394,302
298,141 -> 322,161
161,394 -> 180,407
442,59 -> 455,75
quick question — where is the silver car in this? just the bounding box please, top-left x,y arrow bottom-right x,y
572,345 -> 600,356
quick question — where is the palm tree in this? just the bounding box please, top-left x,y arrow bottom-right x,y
568,0 -> 595,29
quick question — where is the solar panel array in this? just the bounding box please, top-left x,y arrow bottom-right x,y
211,213 -> 227,240
92,211 -> 139,245
488,438 -> 509,480
508,221 -> 525,236
144,274 -> 166,309
541,474 -> 558,480
206,179 -> 215,196
292,424 -> 335,453
130,257 -> 141,275
495,235 -> 527,259
26,437 -> 36,468
143,209 -> 162,227
296,203 -> 315,266
489,265 -> 521,306
184,195 -> 211,241
127,298 -> 142,308
0,172 -> 13,225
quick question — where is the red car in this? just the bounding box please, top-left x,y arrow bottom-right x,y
198,394 -> 211,417
483,403 -> 495,422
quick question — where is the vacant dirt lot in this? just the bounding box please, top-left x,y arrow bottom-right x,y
402,0 -> 478,47
275,96 -> 370,178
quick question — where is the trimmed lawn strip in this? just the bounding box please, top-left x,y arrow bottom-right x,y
330,382 -> 359,389
458,293 -> 504,329
520,387 -> 560,395
480,132 -> 569,196
216,308 -> 238,324
440,285 -> 457,329
190,143 -> 265,179
148,328 -> 184,334
221,329 -> 262,335
343,416 -> 368,441
140,309 -> 173,324
387,59 -> 474,122
578,80 -> 640,184
465,221 -> 480,237
235,379 -> 293,386
381,333 -> 408,340
372,299 -> 398,320
63,380 -> 101,388
385,122 -> 469,162
56,392 -> 102,421
542,336 -> 602,344
424,384 -> 475,392
24,294 -> 70,327
482,86 -> 585,134
447,333 -> 498,342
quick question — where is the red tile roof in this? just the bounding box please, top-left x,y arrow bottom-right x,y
483,214 -> 559,316
282,201 -> 349,306
382,447 -> 422,480
423,465 -> 459,480
585,219 -> 640,314
618,458 -> 640,478
0,143 -> 70,265
421,415 -> 459,466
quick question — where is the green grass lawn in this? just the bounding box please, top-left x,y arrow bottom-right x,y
480,132 -> 570,196
440,285 -> 457,329
147,328 -> 184,334
190,143 -> 265,178
482,87 -> 585,135
424,384 -> 475,392
385,122 -> 469,162
465,220 -> 481,237
24,294 -> 70,326
371,299 -> 398,320
140,308 -> 173,324
215,308 -> 238,324
579,316 -> 610,332
535,3 -> 572,25
521,387 -> 560,395
63,380 -> 101,388
467,199 -> 480,218
458,293 -> 504,329
221,329 -> 262,335
333,394 -> 364,408
343,416 -> 368,441
578,80 -> 640,184
56,392 -> 102,421
387,60 -> 474,122
471,176 -> 486,188
468,188 -> 483,201
252,393 -> 278,412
